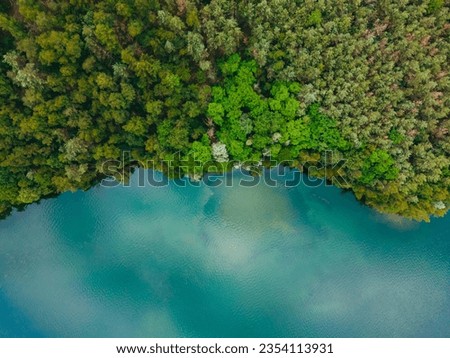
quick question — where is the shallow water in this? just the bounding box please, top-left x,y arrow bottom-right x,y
0,170 -> 449,337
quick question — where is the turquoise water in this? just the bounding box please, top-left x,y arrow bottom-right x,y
0,169 -> 449,338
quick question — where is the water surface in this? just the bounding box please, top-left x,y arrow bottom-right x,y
0,170 -> 449,337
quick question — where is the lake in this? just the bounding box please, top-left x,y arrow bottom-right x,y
0,169 -> 449,337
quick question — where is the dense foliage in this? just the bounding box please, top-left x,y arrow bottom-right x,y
0,0 -> 449,221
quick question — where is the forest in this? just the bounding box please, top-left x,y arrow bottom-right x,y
0,0 -> 449,221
